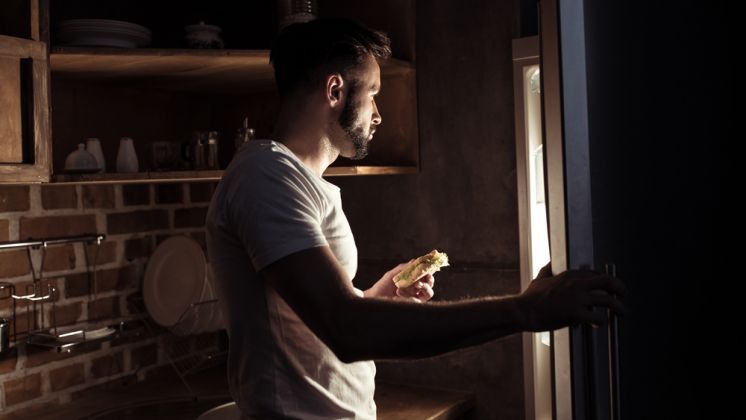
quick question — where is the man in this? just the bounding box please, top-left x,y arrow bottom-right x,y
206,18 -> 625,419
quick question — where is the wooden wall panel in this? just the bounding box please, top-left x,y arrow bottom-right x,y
0,56 -> 23,163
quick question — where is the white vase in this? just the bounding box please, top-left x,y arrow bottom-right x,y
64,143 -> 98,172
85,138 -> 105,172
116,137 -> 139,173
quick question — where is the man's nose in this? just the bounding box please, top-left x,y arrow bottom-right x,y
372,101 -> 382,126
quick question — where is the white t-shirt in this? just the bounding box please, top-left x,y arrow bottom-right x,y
206,140 -> 376,419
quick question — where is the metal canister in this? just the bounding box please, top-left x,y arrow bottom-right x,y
206,131 -> 220,170
0,318 -> 9,353
191,131 -> 207,169
235,117 -> 255,152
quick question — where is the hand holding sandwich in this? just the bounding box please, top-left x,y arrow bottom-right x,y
363,250 -> 447,302
395,269 -> 435,302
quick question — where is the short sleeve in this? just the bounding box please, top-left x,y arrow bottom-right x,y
227,155 -> 328,271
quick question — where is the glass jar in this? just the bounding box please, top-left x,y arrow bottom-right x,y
278,0 -> 318,30
205,131 -> 220,170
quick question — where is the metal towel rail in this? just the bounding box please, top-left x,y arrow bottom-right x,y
0,233 -> 106,352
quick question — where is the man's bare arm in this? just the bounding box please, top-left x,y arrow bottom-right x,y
261,246 -> 625,362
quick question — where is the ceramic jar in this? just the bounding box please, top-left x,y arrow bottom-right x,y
85,137 -> 106,172
116,137 -> 139,173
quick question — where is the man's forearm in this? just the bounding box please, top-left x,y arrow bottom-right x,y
262,246 -> 529,363
331,294 -> 527,362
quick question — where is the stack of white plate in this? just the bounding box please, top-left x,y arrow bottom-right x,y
58,19 -> 151,48
50,325 -> 116,342
143,236 -> 224,336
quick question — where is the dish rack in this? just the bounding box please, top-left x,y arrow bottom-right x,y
0,233 -> 226,396
0,234 -> 146,353
144,297 -> 227,394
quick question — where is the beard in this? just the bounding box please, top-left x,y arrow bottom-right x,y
338,85 -> 371,160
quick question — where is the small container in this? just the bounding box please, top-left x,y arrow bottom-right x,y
64,144 -> 99,173
184,22 -> 224,49
206,131 -> 220,170
235,117 -> 255,152
278,0 -> 318,29
191,131 -> 207,169
116,137 -> 139,173
0,318 -> 10,353
190,131 -> 220,169
151,141 -> 177,171
85,138 -> 106,172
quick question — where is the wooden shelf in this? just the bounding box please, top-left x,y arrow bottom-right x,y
49,47 -> 418,180
324,166 -> 418,176
53,170 -> 224,184
52,166 -> 418,184
50,48 -> 415,94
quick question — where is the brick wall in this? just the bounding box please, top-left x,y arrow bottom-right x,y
0,182 -> 224,417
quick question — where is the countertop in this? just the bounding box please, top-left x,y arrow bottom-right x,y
2,363 -> 473,420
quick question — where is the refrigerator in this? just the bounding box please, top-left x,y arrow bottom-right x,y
512,1 -> 721,419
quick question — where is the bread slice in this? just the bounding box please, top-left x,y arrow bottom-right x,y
393,250 -> 449,289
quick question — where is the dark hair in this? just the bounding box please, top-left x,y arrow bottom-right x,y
270,18 -> 391,97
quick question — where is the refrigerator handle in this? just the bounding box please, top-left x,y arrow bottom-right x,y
605,263 -> 622,420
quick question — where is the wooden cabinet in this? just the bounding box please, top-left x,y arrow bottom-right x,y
0,0 -> 52,183
2,0 -> 418,184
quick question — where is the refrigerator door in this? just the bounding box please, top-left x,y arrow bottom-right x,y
539,0 -> 718,419
512,35 -> 553,420
540,0 -> 615,419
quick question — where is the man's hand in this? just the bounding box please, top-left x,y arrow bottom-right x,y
519,268 -> 626,332
536,262 -> 553,279
364,260 -> 435,302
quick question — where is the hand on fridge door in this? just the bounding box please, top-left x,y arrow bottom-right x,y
518,268 -> 626,332
535,262 -> 553,279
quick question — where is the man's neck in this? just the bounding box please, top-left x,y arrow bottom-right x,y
272,98 -> 339,177
277,134 -> 338,177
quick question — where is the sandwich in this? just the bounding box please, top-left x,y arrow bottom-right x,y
393,250 -> 449,289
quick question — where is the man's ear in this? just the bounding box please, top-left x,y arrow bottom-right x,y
326,73 -> 345,109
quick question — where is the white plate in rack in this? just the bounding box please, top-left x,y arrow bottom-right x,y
50,326 -> 84,342
84,326 -> 116,340
143,236 -> 206,330
191,264 -> 225,334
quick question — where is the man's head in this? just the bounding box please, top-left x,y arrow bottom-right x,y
270,18 -> 391,98
270,18 -> 391,160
